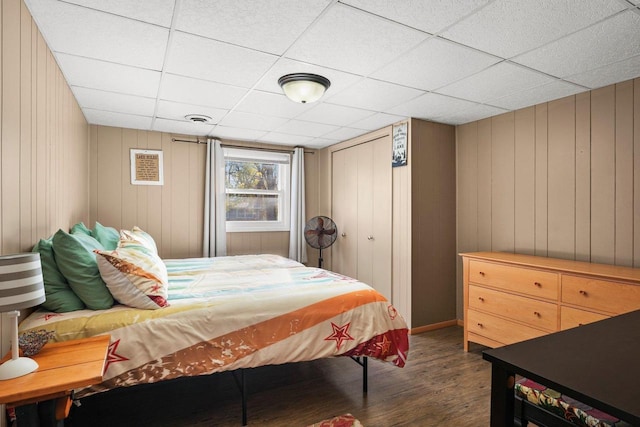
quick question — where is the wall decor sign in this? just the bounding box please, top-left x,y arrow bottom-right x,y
392,122 -> 408,167
131,149 -> 164,185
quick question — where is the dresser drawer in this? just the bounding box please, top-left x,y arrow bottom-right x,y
469,260 -> 558,300
467,309 -> 548,346
560,306 -> 609,330
562,275 -> 640,314
469,285 -> 557,331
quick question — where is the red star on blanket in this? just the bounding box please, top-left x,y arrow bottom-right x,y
324,322 -> 354,351
104,339 -> 129,373
374,335 -> 392,356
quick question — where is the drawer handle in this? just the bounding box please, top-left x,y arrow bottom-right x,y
479,271 -> 485,276
533,311 -> 540,317
534,282 -> 541,287
477,323 -> 483,328
478,296 -> 484,302
579,290 -> 588,296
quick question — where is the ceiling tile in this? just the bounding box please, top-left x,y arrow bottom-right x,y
258,132 -> 314,146
166,32 -> 278,88
177,0 -> 332,55
437,104 -> 509,125
156,101 -> 228,124
26,0 -> 169,69
83,109 -> 152,130
57,54 -> 161,98
327,79 -> 424,111
274,120 -> 339,138
295,104 -> 374,127
285,3 -> 428,75
152,118 -> 214,136
219,111 -> 289,132
322,127 -> 368,141
349,112 -> 407,131
305,137 -> 341,149
254,58 -> 362,97
72,87 -> 156,116
441,0 -> 625,58
436,62 -> 556,103
233,91 -> 309,119
62,0 -> 176,27
341,0 -> 491,34
388,92 -> 481,121
512,11 -> 640,78
487,80 -> 586,110
210,126 -> 267,142
160,74 -> 248,109
565,55 -> 640,89
372,37 -> 500,91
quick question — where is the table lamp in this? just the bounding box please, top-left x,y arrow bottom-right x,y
0,253 -> 45,380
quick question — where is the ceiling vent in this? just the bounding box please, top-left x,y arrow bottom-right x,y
185,114 -> 212,124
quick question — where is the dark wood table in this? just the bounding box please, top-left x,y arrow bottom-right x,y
483,310 -> 640,427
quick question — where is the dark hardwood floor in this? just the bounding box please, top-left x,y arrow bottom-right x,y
66,326 -> 492,426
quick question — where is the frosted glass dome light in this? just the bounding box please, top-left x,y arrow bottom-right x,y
278,73 -> 331,104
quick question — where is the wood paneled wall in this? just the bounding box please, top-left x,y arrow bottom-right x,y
89,127 -> 205,259
456,78 -> 640,319
0,0 -> 89,376
89,128 -> 320,260
410,119 -> 456,328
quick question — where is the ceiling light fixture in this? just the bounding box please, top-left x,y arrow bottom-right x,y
278,73 -> 331,104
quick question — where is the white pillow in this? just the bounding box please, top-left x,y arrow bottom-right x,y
95,244 -> 168,309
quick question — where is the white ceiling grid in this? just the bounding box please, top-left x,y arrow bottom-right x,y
24,0 -> 640,148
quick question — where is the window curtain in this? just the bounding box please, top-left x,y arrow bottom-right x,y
288,147 -> 307,263
203,138 -> 227,257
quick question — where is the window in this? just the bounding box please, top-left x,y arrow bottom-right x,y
224,147 -> 290,232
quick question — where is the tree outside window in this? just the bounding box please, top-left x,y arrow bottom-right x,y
224,148 -> 290,232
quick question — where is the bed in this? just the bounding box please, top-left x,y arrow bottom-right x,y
19,248 -> 409,423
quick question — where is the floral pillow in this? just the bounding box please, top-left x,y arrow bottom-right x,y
95,241 -> 168,310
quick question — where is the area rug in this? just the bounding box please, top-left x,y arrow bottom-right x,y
307,413 -> 363,427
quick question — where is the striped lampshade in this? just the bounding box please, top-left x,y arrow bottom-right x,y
0,253 -> 45,312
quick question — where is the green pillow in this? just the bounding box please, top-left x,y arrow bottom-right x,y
52,229 -> 114,310
70,222 -> 91,236
91,222 -> 119,250
32,238 -> 85,313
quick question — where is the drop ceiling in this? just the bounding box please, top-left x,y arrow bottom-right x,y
25,0 -> 640,149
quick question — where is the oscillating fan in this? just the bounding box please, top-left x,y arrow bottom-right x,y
304,216 -> 338,268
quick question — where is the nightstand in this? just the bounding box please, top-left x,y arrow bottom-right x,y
0,334 -> 110,426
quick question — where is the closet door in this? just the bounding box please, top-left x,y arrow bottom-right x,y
331,147 -> 357,278
369,137 -> 392,300
331,137 -> 392,301
356,142 -> 374,286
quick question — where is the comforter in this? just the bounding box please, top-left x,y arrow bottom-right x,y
19,255 -> 409,398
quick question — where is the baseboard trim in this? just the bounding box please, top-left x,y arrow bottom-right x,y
410,319 -> 459,335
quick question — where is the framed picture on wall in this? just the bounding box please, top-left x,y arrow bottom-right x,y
392,122 -> 408,167
130,149 -> 164,185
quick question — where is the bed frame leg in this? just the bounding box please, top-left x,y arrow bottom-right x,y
363,356 -> 368,393
231,369 -> 248,426
350,356 -> 368,394
241,369 -> 247,426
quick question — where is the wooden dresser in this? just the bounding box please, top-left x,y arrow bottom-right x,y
461,252 -> 640,351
